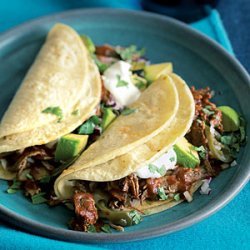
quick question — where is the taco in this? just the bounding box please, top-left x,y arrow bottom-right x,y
54,73 -> 204,229
0,23 -> 102,179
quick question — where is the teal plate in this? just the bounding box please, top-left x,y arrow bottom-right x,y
0,9 -> 249,243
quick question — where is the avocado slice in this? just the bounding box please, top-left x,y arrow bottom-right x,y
80,35 -> 95,54
218,106 -> 240,132
55,134 -> 88,162
101,108 -> 116,130
173,137 -> 200,168
144,63 -> 173,82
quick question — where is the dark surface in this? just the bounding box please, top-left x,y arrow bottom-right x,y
217,0 -> 250,73
141,0 -> 249,72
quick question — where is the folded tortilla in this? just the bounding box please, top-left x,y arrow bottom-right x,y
55,73 -> 195,201
0,24 -> 101,154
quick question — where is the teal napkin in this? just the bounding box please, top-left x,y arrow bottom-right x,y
0,1 -> 249,249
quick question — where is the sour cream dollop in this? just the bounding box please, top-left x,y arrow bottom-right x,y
103,61 -> 141,106
136,147 -> 177,179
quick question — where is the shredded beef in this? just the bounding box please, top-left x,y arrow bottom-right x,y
7,146 -> 52,174
187,87 -> 223,147
73,192 -> 98,231
187,120 -> 207,147
107,168 -> 203,203
123,174 -> 140,199
145,167 -> 203,200
24,180 -> 41,197
174,167 -> 203,192
110,189 -> 126,202
146,178 -> 164,199
95,45 -> 119,58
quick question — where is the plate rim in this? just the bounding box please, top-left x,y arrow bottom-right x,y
0,8 -> 249,244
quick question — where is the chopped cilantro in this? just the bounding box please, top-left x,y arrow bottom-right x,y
40,176 -> 51,183
92,54 -> 109,74
26,173 -> 33,180
174,193 -> 180,201
116,75 -> 129,87
116,45 -> 145,61
193,145 -> 207,159
78,116 -> 101,135
220,135 -> 235,145
71,109 -> 79,116
132,75 -> 147,90
202,108 -> 215,116
239,117 -> 246,142
78,120 -> 95,134
129,210 -> 142,225
7,179 -> 21,194
31,192 -> 47,205
158,165 -> 166,176
87,224 -> 97,233
135,81 -> 146,90
158,187 -> 168,200
239,126 -> 246,142
101,224 -> 112,233
148,164 -> 166,176
169,156 -> 175,162
90,115 -> 102,125
121,107 -> 137,116
148,163 -> 158,173
42,106 -> 63,122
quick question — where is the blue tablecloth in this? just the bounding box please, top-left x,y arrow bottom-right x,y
0,1 -> 249,249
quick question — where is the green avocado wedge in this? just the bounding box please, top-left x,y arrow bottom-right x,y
218,106 -> 240,132
144,62 -> 173,82
101,108 -> 116,130
173,137 -> 200,168
55,134 -> 88,162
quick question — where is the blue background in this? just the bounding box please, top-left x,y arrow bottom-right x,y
0,1 -> 249,249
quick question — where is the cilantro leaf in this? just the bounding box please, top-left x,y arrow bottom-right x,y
169,156 -> 175,162
40,176 -> 51,183
116,75 -> 129,87
31,192 -> 47,205
239,117 -> 246,142
193,145 -> 207,159
158,165 -> 166,176
90,115 -> 102,125
202,108 -> 215,116
92,54 -> 109,74
101,224 -> 112,233
78,120 -> 95,134
220,135 -> 235,145
42,106 -> 63,122
129,210 -> 142,225
121,107 -> 137,116
26,173 -> 33,180
148,163 -> 158,173
87,224 -> 97,233
7,179 -> 21,194
116,45 -> 145,61
148,164 -> 166,176
157,187 -> 168,200
78,116 -> 101,135
135,81 -> 146,90
174,193 -> 180,201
